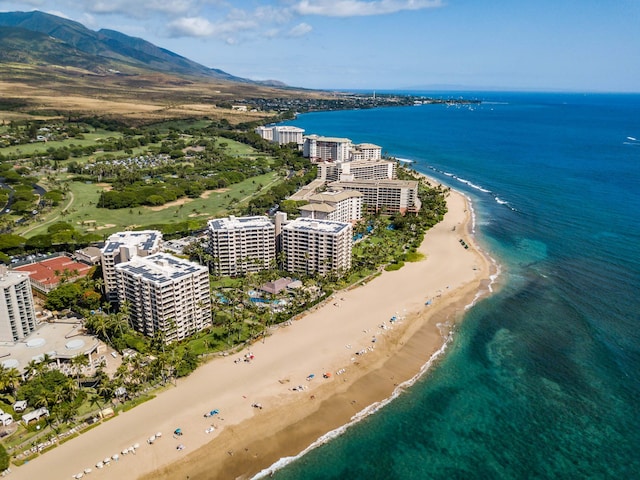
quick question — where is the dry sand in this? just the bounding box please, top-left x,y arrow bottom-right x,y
11,184 -> 496,480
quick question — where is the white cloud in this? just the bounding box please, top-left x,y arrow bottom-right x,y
87,0 -> 197,16
291,0 -> 443,17
167,16 -> 216,37
263,28 -> 282,39
288,22 -> 312,37
167,16 -> 257,39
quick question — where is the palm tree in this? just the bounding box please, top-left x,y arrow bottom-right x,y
0,365 -> 21,395
71,354 -> 89,387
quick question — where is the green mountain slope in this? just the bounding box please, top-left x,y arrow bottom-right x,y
0,10 -> 249,81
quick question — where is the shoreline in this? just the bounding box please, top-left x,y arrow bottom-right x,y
11,179 -> 498,480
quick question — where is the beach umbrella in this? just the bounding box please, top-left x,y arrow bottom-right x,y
103,457 -> 111,464
148,436 -> 155,444
133,443 -> 140,449
112,454 -> 119,461
95,462 -> 103,469
75,473 -> 84,479
122,449 -> 129,455
155,431 -> 162,437
84,468 -> 92,474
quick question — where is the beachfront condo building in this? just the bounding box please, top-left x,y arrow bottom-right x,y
303,135 -> 352,163
299,190 -> 363,223
317,159 -> 397,182
101,230 -> 163,303
255,126 -> 305,147
351,143 -> 383,161
281,218 -> 352,275
329,179 -> 422,215
0,266 -> 37,343
115,253 -> 211,343
208,216 -> 275,277
255,126 -> 274,141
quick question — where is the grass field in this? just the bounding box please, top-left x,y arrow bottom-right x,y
0,129 -> 124,156
18,171 -> 280,237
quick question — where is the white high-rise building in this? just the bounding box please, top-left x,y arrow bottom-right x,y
273,126 -> 305,146
101,230 -> 163,302
208,216 -> 275,277
299,190 -> 363,223
329,179 -> 422,215
0,266 -> 37,343
303,135 -> 352,163
317,159 -> 396,182
255,126 -> 304,146
115,253 -> 211,343
351,143 -> 382,161
282,218 -> 352,275
255,126 -> 274,141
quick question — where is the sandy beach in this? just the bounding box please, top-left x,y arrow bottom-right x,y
11,183 -> 496,480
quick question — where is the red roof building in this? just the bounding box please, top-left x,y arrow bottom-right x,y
14,255 -> 92,295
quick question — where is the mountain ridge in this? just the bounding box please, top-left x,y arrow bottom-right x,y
0,10 -> 267,83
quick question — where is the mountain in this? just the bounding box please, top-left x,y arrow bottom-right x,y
0,10 -> 252,82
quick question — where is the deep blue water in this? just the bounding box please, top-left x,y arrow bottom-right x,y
266,92 -> 640,479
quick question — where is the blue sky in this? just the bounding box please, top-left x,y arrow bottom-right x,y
1,0 -> 639,92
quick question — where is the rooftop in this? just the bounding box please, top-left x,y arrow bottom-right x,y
102,230 -> 162,255
0,321 -> 101,374
115,252 -> 207,285
299,203 -> 336,213
13,255 -> 92,287
283,217 -> 351,234
308,190 -> 363,203
208,215 -> 274,231
0,268 -> 30,288
305,134 -> 352,144
330,179 -> 419,189
274,126 -> 304,132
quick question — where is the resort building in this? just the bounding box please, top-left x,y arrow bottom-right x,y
273,126 -> 305,146
255,126 -> 305,146
329,179 -> 422,215
0,266 -> 37,343
101,230 -> 163,303
255,126 -> 274,141
299,190 -> 363,223
281,218 -> 352,275
208,216 -> 275,277
317,159 -> 396,182
303,135 -> 352,163
13,255 -> 93,300
351,143 -> 383,161
115,253 -> 211,343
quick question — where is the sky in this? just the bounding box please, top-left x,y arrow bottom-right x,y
0,0 -> 639,92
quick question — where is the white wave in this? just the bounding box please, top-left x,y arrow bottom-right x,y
251,331 -> 455,479
455,177 -> 491,193
396,157 -> 414,163
494,196 -> 508,205
627,136 -> 637,141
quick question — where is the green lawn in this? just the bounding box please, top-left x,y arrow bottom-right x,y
18,171 -> 281,237
0,130 -> 123,156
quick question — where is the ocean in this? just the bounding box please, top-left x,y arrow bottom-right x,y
264,92 -> 640,479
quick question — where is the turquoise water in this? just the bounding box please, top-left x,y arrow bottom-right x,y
265,93 -> 640,479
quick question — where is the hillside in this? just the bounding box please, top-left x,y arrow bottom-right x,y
0,10 -> 245,81
0,11 -> 326,125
